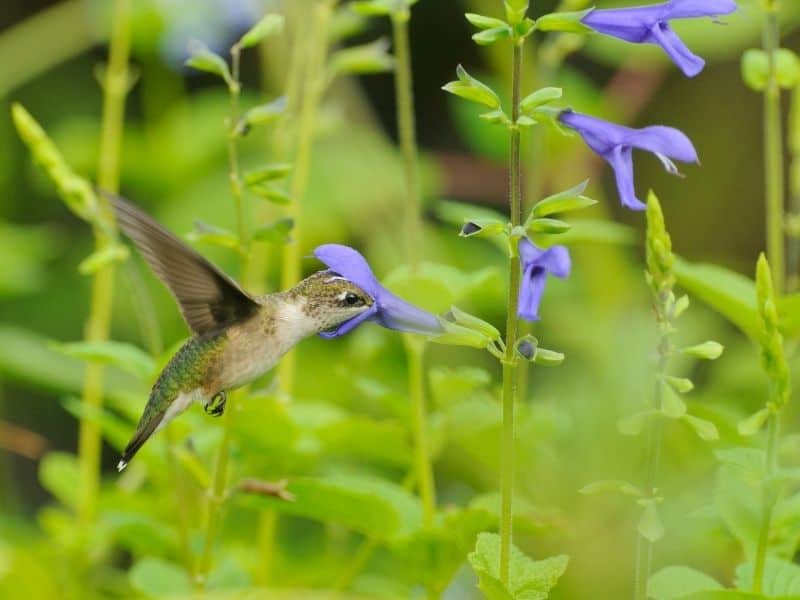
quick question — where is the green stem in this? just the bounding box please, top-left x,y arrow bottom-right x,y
500,41 -> 524,587
787,84 -> 800,291
334,538 -> 379,591
764,3 -> 785,294
198,40 -> 251,586
407,337 -> 435,525
753,410 -> 780,593
77,0 -> 131,526
634,347 -> 668,600
392,11 -> 422,268
278,0 -> 335,396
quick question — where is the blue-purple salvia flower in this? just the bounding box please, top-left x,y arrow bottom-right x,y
582,0 -> 737,78
518,238 -> 571,322
559,109 -> 698,211
313,244 -> 444,338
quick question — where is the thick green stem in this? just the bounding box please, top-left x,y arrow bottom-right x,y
787,85 -> 800,291
278,0 -> 334,395
753,410 -> 780,593
763,4 -> 785,294
500,41 -> 524,587
77,0 -> 131,526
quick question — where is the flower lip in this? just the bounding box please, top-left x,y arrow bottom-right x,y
558,109 -> 698,211
581,0 -> 738,78
517,238 -> 571,322
313,244 -> 444,338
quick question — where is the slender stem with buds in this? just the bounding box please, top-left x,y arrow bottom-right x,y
500,40 -> 524,586
753,409 -> 779,593
77,0 -> 131,526
763,1 -> 785,293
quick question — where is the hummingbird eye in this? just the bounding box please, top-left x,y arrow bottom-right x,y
344,292 -> 362,306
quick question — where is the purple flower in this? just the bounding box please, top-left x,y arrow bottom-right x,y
582,0 -> 737,78
518,238 -> 571,322
313,244 -> 444,338
559,109 -> 698,211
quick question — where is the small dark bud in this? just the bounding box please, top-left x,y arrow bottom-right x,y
518,340 -> 535,360
462,222 -> 481,236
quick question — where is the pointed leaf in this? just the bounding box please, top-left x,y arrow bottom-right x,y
185,41 -> 232,85
648,566 -> 723,600
465,13 -> 508,30
442,65 -> 501,109
682,414 -> 719,441
252,217 -> 294,243
52,340 -> 155,382
473,26 -> 512,46
535,9 -> 593,34
244,163 -> 292,185
520,87 -> 563,113
238,14 -> 284,49
530,180 -> 595,219
329,38 -> 394,76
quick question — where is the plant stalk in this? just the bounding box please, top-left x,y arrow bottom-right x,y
77,0 -> 131,525
500,40 -> 524,586
763,2 -> 785,294
787,84 -> 800,290
407,338 -> 435,524
278,0 -> 335,395
753,410 -> 780,593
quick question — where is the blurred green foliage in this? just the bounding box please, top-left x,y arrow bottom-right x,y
2,1 -> 800,599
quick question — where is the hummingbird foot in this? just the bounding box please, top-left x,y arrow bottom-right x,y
204,391 -> 227,417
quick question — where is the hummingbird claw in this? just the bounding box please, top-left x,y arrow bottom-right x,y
204,391 -> 227,417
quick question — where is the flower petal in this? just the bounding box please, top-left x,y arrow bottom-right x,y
374,292 -> 444,335
538,246 -> 572,279
648,22 -> 705,77
607,146 -> 646,211
582,5 -> 667,43
665,0 -> 737,19
313,244 -> 380,297
559,110 -> 631,154
318,304 -> 379,339
625,124 -> 698,163
519,236 -> 546,265
518,265 -> 546,322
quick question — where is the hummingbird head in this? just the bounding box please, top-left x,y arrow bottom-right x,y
289,271 -> 374,333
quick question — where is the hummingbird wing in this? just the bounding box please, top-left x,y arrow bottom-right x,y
109,193 -> 258,335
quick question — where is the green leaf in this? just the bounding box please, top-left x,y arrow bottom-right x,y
431,318 -> 494,349
665,376 -> 694,394
648,566 -> 723,600
530,180 -> 595,219
468,532 -> 569,600
430,366 -> 491,408
186,221 -> 241,251
77,243 -> 129,275
742,48 -> 800,91
684,592 -> 796,599
351,0 -> 414,17
185,41 -> 232,85
465,13 -> 508,30
638,502 -> 665,542
442,65 -> 502,109
252,217 -> 294,243
249,184 -> 291,205
520,87 -> 563,113
662,383 -> 688,419
735,558 -> 800,596
62,396 -> 129,450
446,305 -> 501,341
580,480 -> 643,497
244,163 -> 292,185
473,26 -> 512,46
129,558 -> 192,597
329,38 -> 394,76
737,407 -> 771,437
682,414 -> 719,441
39,452 -> 80,509
681,341 -> 724,360
238,13 -> 284,49
237,97 -> 286,135
674,258 -> 759,341
533,347 -> 565,366
51,340 -> 155,382
527,218 -> 571,235
318,416 -> 412,467
535,9 -> 593,34
618,410 -> 656,436
237,474 -> 421,541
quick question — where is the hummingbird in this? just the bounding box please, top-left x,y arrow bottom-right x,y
110,196 -> 374,471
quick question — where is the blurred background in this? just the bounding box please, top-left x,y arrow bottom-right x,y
1,0 -> 800,598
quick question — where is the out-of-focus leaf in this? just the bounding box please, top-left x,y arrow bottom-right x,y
185,41 -> 232,85
430,366 -> 491,408
250,184 -> 292,205
682,414 -> 719,441
244,163 -> 292,185
51,340 -> 155,382
62,396 -> 129,450
329,39 -> 394,76
252,217 -> 294,243
638,502 -> 665,542
238,14 -> 284,49
648,566 -> 723,600
580,480 -> 643,497
468,532 -> 569,600
186,220 -> 241,251
674,258 -> 758,341
237,97 -> 287,135
129,557 -> 192,596
104,511 -> 178,557
237,474 -> 421,541
541,219 -> 635,246
317,416 -> 412,467
77,243 -> 129,275
0,223 -> 57,297
39,452 -> 80,510
735,558 -> 800,597
535,9 -> 593,34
